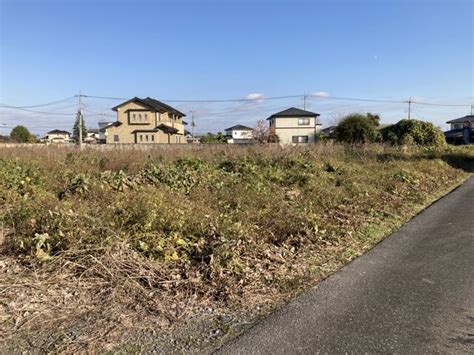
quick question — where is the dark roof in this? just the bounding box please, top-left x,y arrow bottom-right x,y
157,123 -> 179,134
130,128 -> 159,133
100,122 -> 120,132
225,124 -> 254,131
446,115 -> 474,124
87,128 -> 99,133
267,107 -> 320,120
111,97 -> 185,117
47,129 -> 70,135
321,126 -> 337,134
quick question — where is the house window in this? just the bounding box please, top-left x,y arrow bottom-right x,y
140,135 -> 143,142
130,112 -> 150,124
151,135 -> 155,142
292,135 -> 309,143
145,135 -> 149,142
298,117 -> 310,125
453,123 -> 462,129
113,134 -> 119,142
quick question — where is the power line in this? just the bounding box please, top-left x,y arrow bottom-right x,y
0,106 -> 76,116
2,93 -> 472,120
410,101 -> 471,107
82,95 -> 127,101
83,94 -> 303,103
321,95 -> 405,104
0,96 -> 76,109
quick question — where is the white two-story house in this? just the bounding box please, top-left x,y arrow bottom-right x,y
224,124 -> 254,144
267,107 -> 321,145
43,129 -> 72,144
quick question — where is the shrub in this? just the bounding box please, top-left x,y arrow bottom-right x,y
335,113 -> 381,144
200,132 -> 228,144
10,125 -> 34,143
381,119 -> 446,147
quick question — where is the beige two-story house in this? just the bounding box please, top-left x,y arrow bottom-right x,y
106,97 -> 187,144
267,107 -> 321,145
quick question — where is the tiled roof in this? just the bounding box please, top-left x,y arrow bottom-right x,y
47,129 -> 70,135
111,97 -> 185,117
446,115 -> 474,124
225,124 -> 254,131
267,107 -> 320,120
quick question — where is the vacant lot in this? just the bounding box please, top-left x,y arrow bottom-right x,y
0,144 -> 473,352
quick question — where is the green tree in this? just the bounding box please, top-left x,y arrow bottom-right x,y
200,132 -> 228,144
335,113 -> 381,144
10,125 -> 33,143
72,113 -> 87,142
380,119 -> 446,147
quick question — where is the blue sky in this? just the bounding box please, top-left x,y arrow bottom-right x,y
0,0 -> 473,135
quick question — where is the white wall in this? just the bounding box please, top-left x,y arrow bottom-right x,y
273,116 -> 321,145
232,130 -> 252,139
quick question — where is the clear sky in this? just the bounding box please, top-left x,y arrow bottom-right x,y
0,0 -> 473,135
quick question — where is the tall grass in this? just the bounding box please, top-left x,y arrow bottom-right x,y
0,143 -> 472,351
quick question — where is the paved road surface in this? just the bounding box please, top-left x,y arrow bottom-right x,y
219,177 -> 474,354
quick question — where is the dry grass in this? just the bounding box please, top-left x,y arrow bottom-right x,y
0,143 -> 473,352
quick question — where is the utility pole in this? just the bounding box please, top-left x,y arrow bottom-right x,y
77,91 -> 84,150
303,93 -> 308,110
190,110 -> 195,138
471,104 -> 473,115
407,98 -> 412,120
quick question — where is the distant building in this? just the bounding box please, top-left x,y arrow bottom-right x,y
84,128 -> 99,144
445,115 -> 474,145
446,115 -> 474,130
98,121 -> 113,144
185,130 -> 200,144
320,125 -> 337,136
224,124 -> 254,144
106,97 -> 187,144
267,107 -> 321,145
43,129 -> 72,144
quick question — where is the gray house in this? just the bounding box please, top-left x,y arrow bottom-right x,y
446,115 -> 474,130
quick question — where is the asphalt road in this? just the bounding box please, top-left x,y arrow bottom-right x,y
219,177 -> 474,354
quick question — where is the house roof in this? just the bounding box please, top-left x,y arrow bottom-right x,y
47,129 -> 70,135
446,115 -> 474,124
225,124 -> 254,131
130,128 -> 160,133
111,97 -> 185,117
321,125 -> 337,134
157,123 -> 179,134
87,128 -> 99,134
267,107 -> 320,120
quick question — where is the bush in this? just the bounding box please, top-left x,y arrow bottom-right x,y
381,119 -> 446,147
200,132 -> 227,144
335,113 -> 381,144
10,125 -> 34,143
